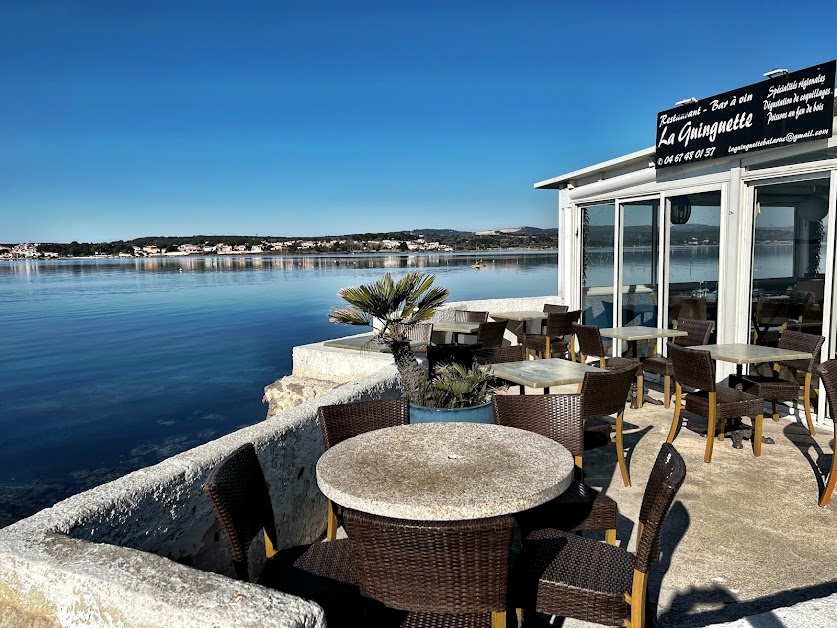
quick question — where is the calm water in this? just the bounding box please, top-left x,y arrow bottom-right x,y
0,251 -> 557,526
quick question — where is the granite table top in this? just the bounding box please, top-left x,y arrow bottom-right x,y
432,321 -> 481,334
599,327 -> 689,342
322,334 -> 423,353
316,422 -> 574,520
489,358 -> 606,388
687,343 -> 813,364
489,310 -> 548,322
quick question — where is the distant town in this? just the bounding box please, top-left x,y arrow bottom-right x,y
0,227 -> 558,260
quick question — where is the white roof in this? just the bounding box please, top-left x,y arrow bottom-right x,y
534,146 -> 655,189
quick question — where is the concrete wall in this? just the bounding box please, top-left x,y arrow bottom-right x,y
0,295 -> 560,627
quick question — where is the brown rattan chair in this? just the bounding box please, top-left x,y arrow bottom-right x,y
672,297 -> 707,327
580,364 -> 639,487
474,344 -> 525,365
513,443 -> 686,628
815,359 -> 837,507
751,298 -> 790,346
666,343 -> 764,463
318,398 -> 410,540
404,322 -> 433,353
476,320 -> 508,349
741,330 -> 824,435
523,310 -> 581,361
640,319 -> 715,408
540,304 -> 569,333
454,309 -> 490,323
203,443 -> 359,619
427,343 -> 484,373
573,322 -> 641,399
492,393 -> 618,544
342,508 -> 513,628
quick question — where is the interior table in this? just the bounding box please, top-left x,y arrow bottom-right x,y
488,358 -> 606,394
323,333 -> 423,353
316,422 -> 574,521
599,327 -> 688,408
488,311 -> 547,341
688,343 -> 813,447
432,320 -> 481,344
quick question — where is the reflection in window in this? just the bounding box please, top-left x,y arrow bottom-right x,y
581,203 -> 615,328
668,192 -> 721,333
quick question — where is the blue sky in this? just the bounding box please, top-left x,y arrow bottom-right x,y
2,1 -> 836,242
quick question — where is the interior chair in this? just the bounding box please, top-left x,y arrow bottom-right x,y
523,310 -> 581,361
318,398 -> 410,540
476,319 -> 508,349
404,322 -> 433,353
741,329 -> 824,435
342,508 -> 513,628
640,319 -> 715,408
580,364 -> 640,487
751,299 -> 790,346
493,393 -> 618,544
454,309 -> 490,323
427,342 -> 484,373
815,359 -> 837,507
672,297 -> 707,327
572,322 -> 641,397
203,443 -> 359,619
667,343 -> 763,463
512,443 -> 686,628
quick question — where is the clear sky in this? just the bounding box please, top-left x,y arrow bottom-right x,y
2,1 -> 836,243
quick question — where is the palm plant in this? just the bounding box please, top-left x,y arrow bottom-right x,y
328,272 -> 449,400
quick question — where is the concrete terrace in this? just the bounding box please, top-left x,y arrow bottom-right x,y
0,295 -> 835,627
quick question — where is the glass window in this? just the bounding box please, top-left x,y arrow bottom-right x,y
581,203 -> 615,328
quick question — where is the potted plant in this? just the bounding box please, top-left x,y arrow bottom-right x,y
328,271 -> 495,423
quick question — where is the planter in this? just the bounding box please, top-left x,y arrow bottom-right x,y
409,401 -> 494,424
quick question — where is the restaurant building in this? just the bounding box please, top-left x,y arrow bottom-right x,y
538,60 -> 837,419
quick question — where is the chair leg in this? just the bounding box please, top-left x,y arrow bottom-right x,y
629,570 -> 647,628
772,400 -> 779,422
718,417 -> 725,441
704,400 -> 717,463
663,375 -> 671,409
803,373 -> 816,436
615,410 -> 630,487
525,347 -> 531,360
326,499 -> 339,541
821,439 -> 837,507
667,384 -> 683,443
491,610 -> 506,628
605,528 -> 617,545
753,414 -> 763,457
637,372 -> 644,409
569,335 -> 576,363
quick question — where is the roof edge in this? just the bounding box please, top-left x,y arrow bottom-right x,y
534,146 -> 656,189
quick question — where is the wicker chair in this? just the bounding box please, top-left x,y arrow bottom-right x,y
816,359 -> 837,507
342,508 -> 513,628
427,343 -> 484,373
540,304 -> 569,332
741,330 -> 824,435
513,443 -> 686,628
318,398 -> 410,540
476,320 -> 508,349
454,309 -> 490,323
474,344 -> 525,365
671,297 -> 707,327
203,443 -> 359,619
523,310 -> 581,361
751,299 -> 790,346
404,322 -> 433,353
580,364 -> 639,487
666,343 -> 764,463
640,319 -> 715,408
492,394 -> 618,544
572,322 -> 641,400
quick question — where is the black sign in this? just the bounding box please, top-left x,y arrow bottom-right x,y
656,60 -> 835,168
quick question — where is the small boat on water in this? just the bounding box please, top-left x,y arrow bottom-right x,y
471,259 -> 486,269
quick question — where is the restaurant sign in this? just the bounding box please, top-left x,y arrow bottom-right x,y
656,60 -> 835,169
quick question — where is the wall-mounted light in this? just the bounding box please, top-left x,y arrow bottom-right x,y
675,97 -> 698,106
763,68 -> 789,79
671,197 -> 692,225
798,191 -> 829,222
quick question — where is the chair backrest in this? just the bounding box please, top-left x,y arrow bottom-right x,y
545,309 -> 582,338
404,322 -> 433,344
427,343 -> 483,373
476,320 -> 508,348
817,359 -> 837,424
753,298 -> 790,324
474,344 -> 524,365
318,398 -> 410,450
776,329 -> 825,373
492,394 -> 583,457
579,364 -> 637,418
677,298 -> 707,321
572,323 -> 606,360
203,442 -> 277,581
675,319 -> 714,347
543,304 -> 569,314
454,309 -> 490,323
635,443 -> 687,574
342,508 -> 513,614
668,343 -> 715,391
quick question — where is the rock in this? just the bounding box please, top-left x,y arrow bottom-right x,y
262,375 -> 341,417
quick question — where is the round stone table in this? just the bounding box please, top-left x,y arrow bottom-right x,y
316,422 -> 574,521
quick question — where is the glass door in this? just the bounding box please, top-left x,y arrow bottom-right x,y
580,203 -> 616,328
620,200 -> 660,332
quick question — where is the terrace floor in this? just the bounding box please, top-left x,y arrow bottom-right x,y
504,380 -> 837,627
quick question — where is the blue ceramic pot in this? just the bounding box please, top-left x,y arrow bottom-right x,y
409,401 -> 494,424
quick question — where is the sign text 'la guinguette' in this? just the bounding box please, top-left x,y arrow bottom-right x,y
655,60 -> 835,169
